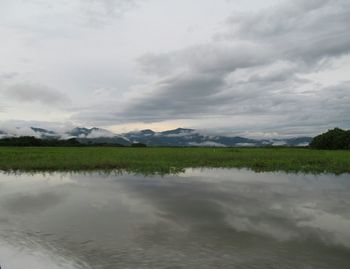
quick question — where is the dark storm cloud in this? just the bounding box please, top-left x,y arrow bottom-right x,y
101,0 -> 350,132
123,74 -> 226,121
138,42 -> 272,76
227,0 -> 350,62
5,83 -> 70,106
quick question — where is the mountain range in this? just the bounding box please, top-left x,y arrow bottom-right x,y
0,127 -> 312,147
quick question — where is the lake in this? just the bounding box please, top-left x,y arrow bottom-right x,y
0,169 -> 349,269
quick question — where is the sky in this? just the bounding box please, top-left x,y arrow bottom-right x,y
0,0 -> 349,137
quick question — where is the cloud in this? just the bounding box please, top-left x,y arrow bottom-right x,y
0,120 -> 76,137
2,191 -> 65,214
73,0 -> 349,135
226,0 -> 350,62
4,83 -> 70,106
138,41 -> 273,77
80,0 -> 141,26
189,141 -> 226,147
0,0 -> 141,30
2,126 -> 41,137
2,0 -> 348,135
86,128 -> 116,138
0,72 -> 18,80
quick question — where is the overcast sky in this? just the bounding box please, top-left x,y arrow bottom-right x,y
0,0 -> 349,137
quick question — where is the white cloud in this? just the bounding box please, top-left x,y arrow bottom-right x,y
189,141 -> 226,147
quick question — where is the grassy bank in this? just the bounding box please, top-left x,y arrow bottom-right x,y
0,147 -> 349,174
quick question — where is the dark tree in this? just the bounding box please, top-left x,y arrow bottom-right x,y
310,128 -> 350,150
0,136 -> 81,147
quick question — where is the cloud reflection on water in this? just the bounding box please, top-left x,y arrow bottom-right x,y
0,169 -> 349,268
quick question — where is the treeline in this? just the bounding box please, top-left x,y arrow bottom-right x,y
310,128 -> 350,150
0,136 -> 146,147
0,136 -> 82,147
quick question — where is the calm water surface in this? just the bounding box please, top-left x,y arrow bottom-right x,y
0,169 -> 350,269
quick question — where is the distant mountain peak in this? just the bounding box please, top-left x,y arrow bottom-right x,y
139,129 -> 155,135
174,128 -> 194,132
67,127 -> 113,137
31,127 -> 56,135
161,128 -> 195,135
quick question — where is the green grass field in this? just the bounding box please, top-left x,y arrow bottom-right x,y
0,147 -> 349,174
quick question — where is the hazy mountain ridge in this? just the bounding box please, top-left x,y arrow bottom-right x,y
0,127 -> 312,147
123,128 -> 312,147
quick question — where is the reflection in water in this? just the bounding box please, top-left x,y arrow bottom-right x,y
0,169 -> 350,268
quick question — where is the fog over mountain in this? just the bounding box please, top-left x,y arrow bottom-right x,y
0,0 -> 349,135
0,126 -> 311,147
